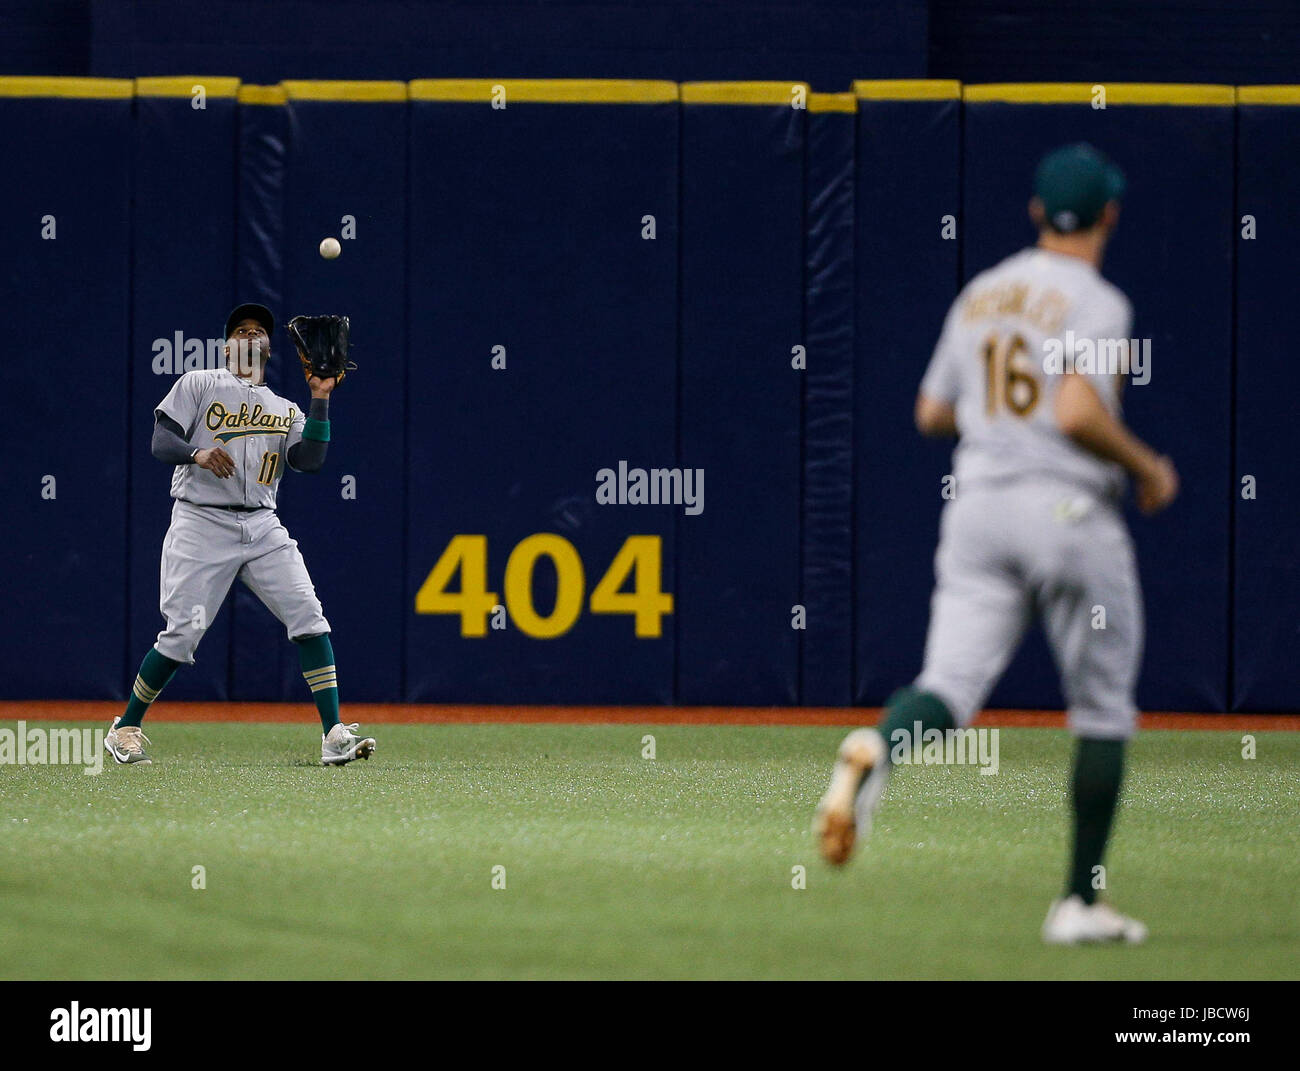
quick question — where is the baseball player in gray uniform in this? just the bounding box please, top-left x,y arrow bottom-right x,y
814,145 -> 1179,944
106,302 -> 376,767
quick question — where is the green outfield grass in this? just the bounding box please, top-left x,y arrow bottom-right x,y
0,722 -> 1295,979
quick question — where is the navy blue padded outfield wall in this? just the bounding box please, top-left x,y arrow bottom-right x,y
0,76 -> 1294,713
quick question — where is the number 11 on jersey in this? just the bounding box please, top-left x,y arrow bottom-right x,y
257,451 -> 279,485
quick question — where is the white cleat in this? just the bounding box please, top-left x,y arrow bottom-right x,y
104,716 -> 153,765
814,727 -> 889,866
321,722 -> 376,766
1042,894 -> 1148,945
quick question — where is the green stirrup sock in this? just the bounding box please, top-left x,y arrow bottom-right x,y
876,687 -> 957,765
296,633 -> 341,733
1067,738 -> 1126,905
119,648 -> 182,728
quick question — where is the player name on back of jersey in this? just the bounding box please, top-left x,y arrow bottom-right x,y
204,400 -> 297,441
960,280 -> 1069,336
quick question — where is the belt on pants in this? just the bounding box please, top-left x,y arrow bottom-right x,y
182,500 -> 268,513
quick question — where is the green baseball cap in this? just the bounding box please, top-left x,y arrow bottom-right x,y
1034,143 -> 1126,233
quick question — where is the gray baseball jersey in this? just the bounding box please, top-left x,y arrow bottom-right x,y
921,247 -> 1133,500
151,369 -> 328,664
913,247 -> 1142,739
156,368 -> 307,509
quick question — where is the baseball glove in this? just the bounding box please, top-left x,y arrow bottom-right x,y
286,314 -> 356,384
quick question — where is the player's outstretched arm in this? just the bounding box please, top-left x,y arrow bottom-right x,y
1055,374 -> 1178,514
286,378 -> 335,474
308,375 -> 336,398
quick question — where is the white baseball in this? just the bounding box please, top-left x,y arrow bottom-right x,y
319,237 -> 341,260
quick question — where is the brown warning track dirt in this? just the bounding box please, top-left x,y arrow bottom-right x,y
1,701 -> 1297,731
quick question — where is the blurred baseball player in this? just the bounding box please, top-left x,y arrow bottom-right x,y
106,302 -> 376,767
814,145 -> 1178,944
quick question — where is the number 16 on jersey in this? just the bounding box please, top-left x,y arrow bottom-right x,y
982,332 -> 1040,417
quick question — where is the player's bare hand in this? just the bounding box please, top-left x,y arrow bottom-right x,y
308,375 -> 336,398
1136,455 -> 1179,515
194,446 -> 236,479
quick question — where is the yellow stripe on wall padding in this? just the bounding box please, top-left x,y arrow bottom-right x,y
0,77 -> 134,99
135,77 -> 241,98
964,83 -> 1235,106
808,92 -> 856,114
0,77 -> 1273,109
409,79 -> 678,103
854,80 -> 961,101
681,82 -> 809,106
238,84 -> 286,105
283,80 -> 407,102
1237,86 -> 1300,105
